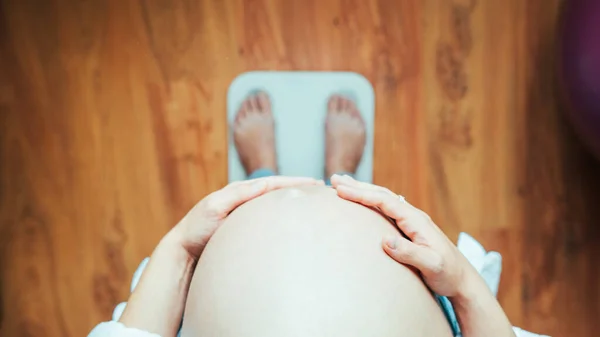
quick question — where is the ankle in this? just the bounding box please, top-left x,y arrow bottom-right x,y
245,159 -> 277,175
326,159 -> 358,177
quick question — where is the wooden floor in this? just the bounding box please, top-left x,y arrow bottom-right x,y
1,0 -> 599,336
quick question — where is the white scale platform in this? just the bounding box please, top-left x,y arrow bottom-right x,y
227,71 -> 375,183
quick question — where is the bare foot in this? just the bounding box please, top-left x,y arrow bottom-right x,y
233,92 -> 278,175
325,95 -> 366,177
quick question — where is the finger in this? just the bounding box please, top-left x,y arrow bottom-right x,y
225,176 -> 321,189
330,174 -> 369,189
212,176 -> 323,217
260,176 -> 325,191
331,174 -> 394,195
331,176 -> 417,226
383,235 -> 443,275
202,180 -> 266,218
224,179 -> 249,188
330,174 -> 362,188
225,176 -> 322,191
335,184 -> 424,239
402,202 -> 444,236
329,174 -> 345,187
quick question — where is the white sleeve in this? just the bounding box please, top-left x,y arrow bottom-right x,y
513,327 -> 550,337
457,233 -> 551,337
87,258 -> 157,337
87,322 -> 162,337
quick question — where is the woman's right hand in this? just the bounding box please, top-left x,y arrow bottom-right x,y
168,175 -> 324,260
330,174 -> 480,298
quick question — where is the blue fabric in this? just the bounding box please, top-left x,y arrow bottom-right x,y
436,294 -> 461,336
247,168 -> 277,180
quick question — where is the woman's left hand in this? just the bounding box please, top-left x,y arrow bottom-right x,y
166,176 -> 324,260
329,174 -> 473,298
330,174 -> 517,337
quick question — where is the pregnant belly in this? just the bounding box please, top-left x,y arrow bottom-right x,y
181,186 -> 452,337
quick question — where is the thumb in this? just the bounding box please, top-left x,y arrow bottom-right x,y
383,235 -> 443,275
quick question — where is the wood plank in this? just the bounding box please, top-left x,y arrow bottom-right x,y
0,0 -> 597,336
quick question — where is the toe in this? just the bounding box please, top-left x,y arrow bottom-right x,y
256,91 -> 271,112
236,100 -> 249,122
352,107 -> 364,122
346,97 -> 357,112
244,97 -> 254,113
338,96 -> 347,111
349,101 -> 363,119
341,96 -> 353,112
235,108 -> 243,123
328,95 -> 341,113
247,94 -> 258,111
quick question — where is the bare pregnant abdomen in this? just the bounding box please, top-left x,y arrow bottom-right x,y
181,186 -> 453,337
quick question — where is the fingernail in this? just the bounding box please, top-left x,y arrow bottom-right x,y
342,174 -> 354,182
384,235 -> 397,249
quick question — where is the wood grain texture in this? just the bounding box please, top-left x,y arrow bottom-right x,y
0,0 -> 598,336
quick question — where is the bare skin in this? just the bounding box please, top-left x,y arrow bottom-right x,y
325,95 -> 366,177
101,92 -> 523,337
233,92 -> 278,174
182,185 -> 454,337
233,92 -> 366,177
